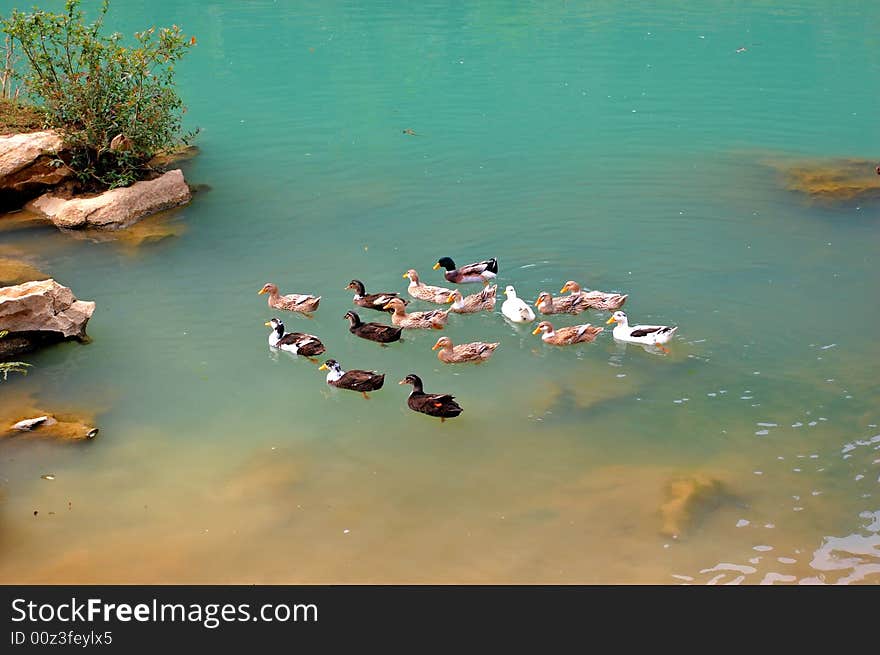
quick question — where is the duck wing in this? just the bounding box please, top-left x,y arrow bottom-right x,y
278,332 -> 326,355
459,258 -> 498,276
360,292 -> 402,311
628,325 -> 670,338
355,323 -> 402,343
337,370 -> 385,391
409,392 -> 463,417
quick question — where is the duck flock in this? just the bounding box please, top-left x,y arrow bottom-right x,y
259,257 -> 678,422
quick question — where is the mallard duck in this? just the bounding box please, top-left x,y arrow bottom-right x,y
559,280 -> 628,311
606,311 -> 677,352
501,285 -> 536,323
318,359 -> 385,399
265,318 -> 326,358
399,373 -> 463,422
432,336 -> 499,364
258,283 -> 321,315
383,298 -> 449,329
433,256 -> 498,284
447,285 -> 497,314
403,269 -> 455,304
344,310 -> 402,344
346,279 -> 404,313
532,320 -> 604,346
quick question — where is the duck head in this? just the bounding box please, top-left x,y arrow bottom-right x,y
382,298 -> 407,313
403,269 -> 420,284
503,285 -> 518,299
258,283 -> 278,295
432,336 -> 453,351
265,317 -> 284,333
446,290 -> 464,305
346,280 -> 366,295
398,373 -> 424,392
434,257 -> 455,271
535,291 -> 553,307
532,321 -> 554,336
343,310 -> 361,326
560,281 -> 581,294
607,311 -> 628,326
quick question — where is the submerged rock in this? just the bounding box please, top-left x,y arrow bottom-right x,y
0,278 -> 95,356
4,412 -> 98,441
0,130 -> 71,211
0,256 -> 47,287
659,474 -> 726,539
773,157 -> 880,202
25,169 -> 192,229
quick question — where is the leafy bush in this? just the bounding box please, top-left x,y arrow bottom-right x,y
1,0 -> 196,189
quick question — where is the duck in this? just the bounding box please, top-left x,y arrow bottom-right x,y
403,269 -> 455,304
382,298 -> 449,329
558,280 -> 628,311
346,279 -> 404,313
265,318 -> 326,359
447,285 -> 497,314
532,320 -> 604,346
343,310 -> 403,344
258,283 -> 321,315
535,291 -> 599,316
501,285 -> 536,323
606,311 -> 678,352
399,373 -> 463,422
432,336 -> 499,364
433,256 -> 498,285
318,359 -> 385,399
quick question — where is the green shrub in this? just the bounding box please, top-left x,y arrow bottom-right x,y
1,0 -> 197,189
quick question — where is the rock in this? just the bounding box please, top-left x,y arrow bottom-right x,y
0,279 -> 95,356
11,416 -> 57,431
4,412 -> 97,441
0,130 -> 71,210
0,130 -> 64,178
659,474 -> 726,539
25,169 -> 192,229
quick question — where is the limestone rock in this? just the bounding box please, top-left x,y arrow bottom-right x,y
0,279 -> 95,355
0,130 -> 71,209
0,130 -> 64,179
25,169 -> 192,229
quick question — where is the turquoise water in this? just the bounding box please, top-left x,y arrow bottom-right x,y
1,0 -> 879,583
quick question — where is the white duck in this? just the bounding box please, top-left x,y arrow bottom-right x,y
606,311 -> 677,352
501,285 -> 536,323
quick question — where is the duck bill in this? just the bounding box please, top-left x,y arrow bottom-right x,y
532,327 -> 542,335
264,321 -> 272,327
402,273 -> 409,278
382,303 -> 393,310
431,343 -> 441,350
258,288 -> 267,295
318,364 -> 328,371
398,379 -> 408,385
432,262 -> 441,270
606,316 -> 617,324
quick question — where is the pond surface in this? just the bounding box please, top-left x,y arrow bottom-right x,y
1,0 -> 878,584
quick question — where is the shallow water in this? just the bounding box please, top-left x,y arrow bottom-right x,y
1,0 -> 878,584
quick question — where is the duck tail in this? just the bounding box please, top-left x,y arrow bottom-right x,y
487,258 -> 499,274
